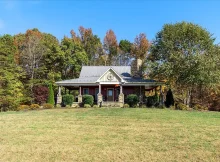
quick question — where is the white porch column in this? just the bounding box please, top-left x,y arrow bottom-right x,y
58,86 -> 61,96
99,84 -> 101,94
79,86 -> 81,95
97,84 -> 103,106
119,84 -> 124,107
56,86 -> 62,107
120,84 -> 123,94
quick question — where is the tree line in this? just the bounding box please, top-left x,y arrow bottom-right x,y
0,21 -> 219,111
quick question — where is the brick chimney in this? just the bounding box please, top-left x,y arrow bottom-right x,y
131,58 -> 143,78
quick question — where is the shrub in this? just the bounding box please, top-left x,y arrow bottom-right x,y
84,104 -> 91,108
47,83 -> 55,105
33,86 -> 49,104
42,103 -> 53,109
126,94 -> 139,107
62,94 -> 74,106
30,104 -> 40,110
176,103 -> 188,110
93,105 -> 99,108
83,95 -> 94,106
17,105 -> 29,111
165,89 -> 174,108
146,93 -> 159,107
193,104 -> 208,111
123,104 -> 130,108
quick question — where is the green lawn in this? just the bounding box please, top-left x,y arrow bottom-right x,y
0,108 -> 219,162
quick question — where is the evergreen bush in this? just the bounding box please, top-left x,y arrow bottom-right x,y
62,94 -> 74,106
126,94 -> 139,107
165,89 -> 174,108
47,83 -> 55,105
83,95 -> 94,106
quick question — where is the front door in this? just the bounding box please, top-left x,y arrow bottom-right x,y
107,88 -> 114,101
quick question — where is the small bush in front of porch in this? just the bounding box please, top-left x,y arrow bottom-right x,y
126,94 -> 139,107
83,95 -> 94,106
62,94 -> 74,106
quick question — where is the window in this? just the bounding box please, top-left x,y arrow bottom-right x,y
83,88 -> 89,95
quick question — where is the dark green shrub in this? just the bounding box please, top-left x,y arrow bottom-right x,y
47,83 -> 55,105
165,89 -> 174,108
126,94 -> 139,107
83,95 -> 94,106
42,103 -> 53,109
146,93 -> 159,107
62,94 -> 74,106
30,104 -> 40,110
84,104 -> 91,108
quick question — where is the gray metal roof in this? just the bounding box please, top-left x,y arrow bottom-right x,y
80,66 -> 131,78
56,66 -> 161,86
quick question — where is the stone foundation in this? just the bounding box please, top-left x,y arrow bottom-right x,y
78,95 -> 83,103
118,93 -> 124,108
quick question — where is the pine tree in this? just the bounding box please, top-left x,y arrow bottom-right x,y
47,83 -> 55,105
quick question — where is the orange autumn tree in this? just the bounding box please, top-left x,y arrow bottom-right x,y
131,33 -> 150,60
103,29 -> 118,65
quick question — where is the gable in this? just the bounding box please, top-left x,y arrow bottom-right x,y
97,68 -> 125,83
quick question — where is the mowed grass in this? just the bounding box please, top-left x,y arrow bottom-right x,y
0,108 -> 219,162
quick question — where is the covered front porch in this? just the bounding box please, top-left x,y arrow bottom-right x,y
56,83 -> 164,107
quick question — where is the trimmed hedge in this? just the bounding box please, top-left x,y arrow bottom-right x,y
83,95 -> 94,106
62,94 -> 74,106
126,94 -> 139,107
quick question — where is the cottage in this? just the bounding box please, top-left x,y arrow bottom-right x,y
56,59 -> 164,107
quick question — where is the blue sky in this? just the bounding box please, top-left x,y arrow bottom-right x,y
0,0 -> 220,43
